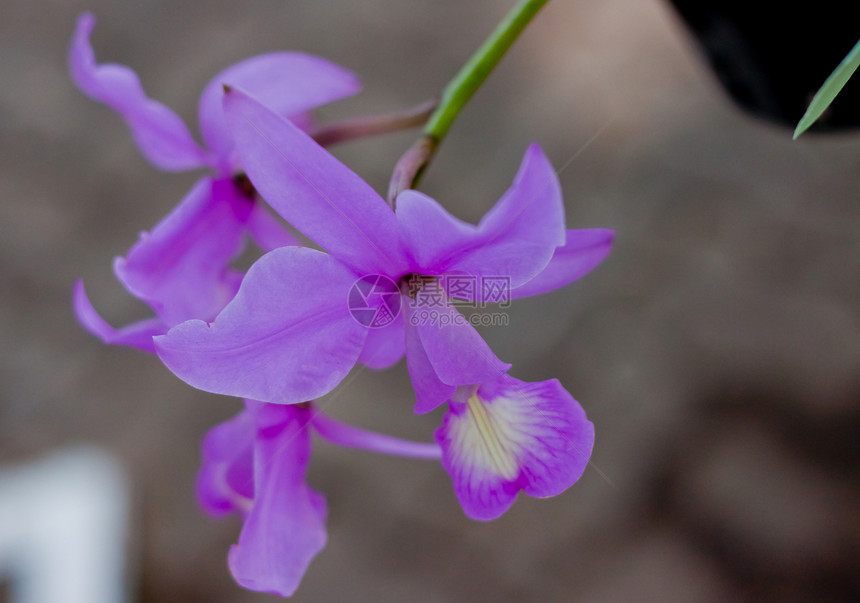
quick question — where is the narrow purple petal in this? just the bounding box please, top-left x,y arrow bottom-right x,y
404,305 -> 456,414
154,247 -> 367,404
228,403 -> 326,597
69,13 -> 209,171
199,53 -> 361,160
114,177 -> 251,327
244,203 -> 302,253
510,229 -> 614,299
72,280 -> 166,352
197,406 -> 254,516
223,87 -> 405,275
357,311 -> 405,369
396,144 -> 565,290
414,299 -> 510,387
312,411 -> 441,459
436,375 -> 594,521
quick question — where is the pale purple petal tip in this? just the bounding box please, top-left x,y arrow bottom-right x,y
70,13 -> 209,171
436,375 -> 594,521
73,280 -> 165,352
511,228 -> 614,299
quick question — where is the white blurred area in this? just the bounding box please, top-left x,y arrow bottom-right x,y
0,448 -> 129,603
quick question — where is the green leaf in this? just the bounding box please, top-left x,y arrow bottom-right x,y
794,38 -> 860,139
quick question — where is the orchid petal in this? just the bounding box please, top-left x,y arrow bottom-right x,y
69,13 -> 208,171
245,203 -> 302,253
396,144 -> 565,290
414,299 -> 510,388
197,406 -> 254,516
72,280 -> 165,353
199,53 -> 360,160
510,229 -> 614,299
113,177 -> 251,327
404,306 -> 456,414
223,87 -> 405,275
394,189 -> 475,273
154,246 -> 367,404
436,375 -> 594,521
312,411 -> 441,459
357,310 -> 405,369
228,402 -> 326,597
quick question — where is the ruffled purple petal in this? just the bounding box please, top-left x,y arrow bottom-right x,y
311,411 -> 441,459
413,299 -> 510,388
357,310 -> 405,369
228,402 -> 326,597
223,87 -> 405,275
404,305 -> 456,414
72,280 -> 166,352
113,177 -> 251,327
198,53 -> 361,163
197,405 -> 255,516
69,13 -> 209,171
510,229 -> 614,299
154,247 -> 367,404
396,144 -> 565,291
436,375 -> 594,521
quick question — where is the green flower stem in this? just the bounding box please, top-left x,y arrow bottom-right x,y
425,0 -> 550,140
387,0 -> 550,204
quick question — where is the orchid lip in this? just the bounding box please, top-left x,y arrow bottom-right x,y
464,392 -> 520,479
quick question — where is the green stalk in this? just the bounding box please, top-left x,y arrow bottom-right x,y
425,0 -> 549,140
388,0 -> 550,203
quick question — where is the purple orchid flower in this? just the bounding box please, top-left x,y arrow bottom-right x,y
70,13 -> 361,346
199,400 -> 440,595
151,88 -> 608,520
154,87 -> 614,414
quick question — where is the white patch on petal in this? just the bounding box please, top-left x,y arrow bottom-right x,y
448,392 -> 531,480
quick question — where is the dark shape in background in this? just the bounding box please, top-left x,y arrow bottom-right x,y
669,0 -> 860,132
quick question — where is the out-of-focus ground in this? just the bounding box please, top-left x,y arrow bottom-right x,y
2,0 -> 859,601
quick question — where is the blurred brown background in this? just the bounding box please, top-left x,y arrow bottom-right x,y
2,0 -> 859,601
